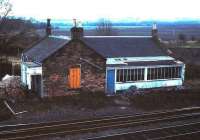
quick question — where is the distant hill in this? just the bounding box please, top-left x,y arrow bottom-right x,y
37,18 -> 200,29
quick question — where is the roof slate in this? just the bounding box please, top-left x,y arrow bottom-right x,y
82,37 -> 167,58
23,36 -> 69,63
23,36 -> 168,64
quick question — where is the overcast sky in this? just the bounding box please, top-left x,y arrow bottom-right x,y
10,0 -> 200,21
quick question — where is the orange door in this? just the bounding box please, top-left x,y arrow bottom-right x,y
68,67 -> 81,89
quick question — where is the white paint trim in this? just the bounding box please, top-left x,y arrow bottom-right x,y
114,69 -> 117,93
115,78 -> 182,84
115,79 -> 183,91
144,67 -> 148,81
181,64 -> 186,82
106,56 -> 175,65
105,68 -> 107,93
21,62 -> 42,90
107,64 -> 184,70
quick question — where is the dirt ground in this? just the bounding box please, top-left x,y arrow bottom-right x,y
0,81 -> 200,126
0,89 -> 140,123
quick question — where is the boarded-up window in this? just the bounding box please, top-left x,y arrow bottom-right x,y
68,67 -> 81,89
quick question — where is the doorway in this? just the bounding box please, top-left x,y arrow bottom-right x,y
68,67 -> 81,89
31,75 -> 42,96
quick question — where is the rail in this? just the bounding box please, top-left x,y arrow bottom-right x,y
0,107 -> 200,140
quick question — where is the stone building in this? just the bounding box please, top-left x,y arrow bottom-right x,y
21,20 -> 185,97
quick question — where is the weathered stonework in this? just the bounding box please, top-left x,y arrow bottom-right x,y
42,40 -> 106,97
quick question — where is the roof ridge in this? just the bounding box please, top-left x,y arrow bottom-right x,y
84,36 -> 152,38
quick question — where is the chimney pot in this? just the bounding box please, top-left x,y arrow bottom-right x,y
152,23 -> 158,39
70,19 -> 83,40
46,18 -> 52,36
71,27 -> 84,40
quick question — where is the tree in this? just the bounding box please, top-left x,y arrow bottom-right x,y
0,0 -> 12,26
191,35 -> 196,41
178,33 -> 186,42
95,18 -> 117,36
0,1 -> 39,58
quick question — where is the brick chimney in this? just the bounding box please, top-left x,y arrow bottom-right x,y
46,18 -> 52,36
152,23 -> 158,39
70,19 -> 84,40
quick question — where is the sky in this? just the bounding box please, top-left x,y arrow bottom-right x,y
10,0 -> 200,21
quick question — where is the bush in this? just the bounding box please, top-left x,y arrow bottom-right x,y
0,58 -> 20,79
185,64 -> 200,80
39,90 -> 111,110
69,90 -> 111,109
130,89 -> 200,110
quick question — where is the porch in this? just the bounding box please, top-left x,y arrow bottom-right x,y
21,62 -> 43,96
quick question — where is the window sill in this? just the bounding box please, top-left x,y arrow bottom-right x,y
116,78 -> 182,84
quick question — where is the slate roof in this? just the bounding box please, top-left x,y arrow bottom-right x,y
23,36 -> 168,64
23,36 -> 69,63
82,36 -> 167,58
107,60 -> 183,67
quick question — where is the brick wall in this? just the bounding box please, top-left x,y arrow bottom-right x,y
42,41 -> 106,97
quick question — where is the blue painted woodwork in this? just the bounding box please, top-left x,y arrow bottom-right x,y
106,69 -> 115,94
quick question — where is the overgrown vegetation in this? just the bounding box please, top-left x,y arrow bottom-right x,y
0,0 -> 12,25
0,99 -> 13,121
130,88 -> 200,111
0,31 -> 40,57
185,64 -> 200,80
22,90 -> 112,111
0,58 -> 20,79
0,1 -> 41,57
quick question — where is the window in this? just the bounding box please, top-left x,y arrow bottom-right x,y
147,66 -> 182,80
116,68 -> 145,82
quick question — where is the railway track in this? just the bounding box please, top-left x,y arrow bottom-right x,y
88,121 -> 200,140
0,107 -> 200,140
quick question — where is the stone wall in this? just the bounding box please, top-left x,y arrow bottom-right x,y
42,41 -> 106,97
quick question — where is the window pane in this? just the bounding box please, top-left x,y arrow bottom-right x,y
177,67 -> 181,78
130,69 -> 133,81
140,69 -> 144,80
117,70 -> 120,82
120,69 -> 124,82
127,69 -> 130,81
155,68 -> 158,79
172,67 -> 175,78
161,68 -> 163,79
166,67 -> 169,79
134,69 -> 137,81
170,67 -> 173,78
124,69 -> 126,81
158,68 -> 160,79
138,69 -> 140,80
135,69 -> 137,81
147,68 -> 151,80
